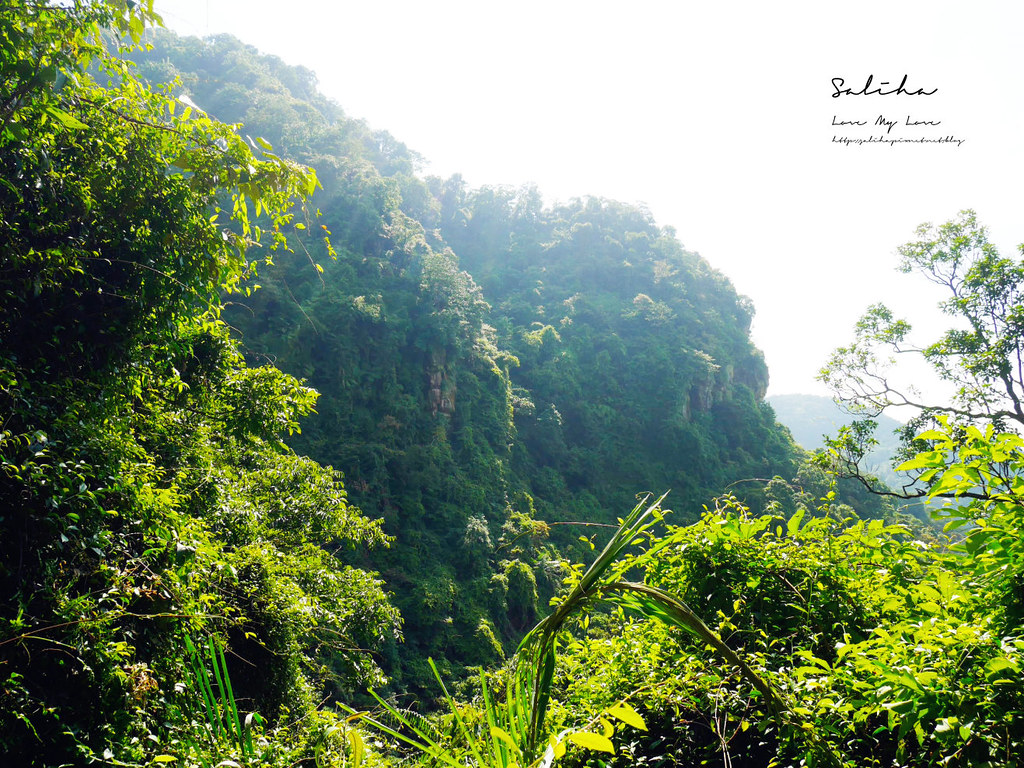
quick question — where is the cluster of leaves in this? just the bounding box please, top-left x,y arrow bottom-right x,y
351,481 -> 972,768
336,438 -> 1021,768
1,3 -> 398,765
547,492 -> 1020,767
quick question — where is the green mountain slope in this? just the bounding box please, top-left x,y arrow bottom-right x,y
131,30 -> 802,690
437,182 -> 794,517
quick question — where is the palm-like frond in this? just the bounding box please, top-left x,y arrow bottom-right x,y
513,493 -> 670,757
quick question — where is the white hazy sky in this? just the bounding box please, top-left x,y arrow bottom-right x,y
155,0 -> 1024,404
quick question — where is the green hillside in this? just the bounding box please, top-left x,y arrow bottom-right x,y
128,30 -> 801,689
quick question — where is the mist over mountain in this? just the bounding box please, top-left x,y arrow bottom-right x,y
127,30 -> 810,687
768,393 -> 932,520
768,393 -> 905,451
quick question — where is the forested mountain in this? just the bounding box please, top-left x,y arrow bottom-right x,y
128,30 -> 802,688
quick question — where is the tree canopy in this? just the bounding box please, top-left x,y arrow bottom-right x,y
1,4 -> 397,765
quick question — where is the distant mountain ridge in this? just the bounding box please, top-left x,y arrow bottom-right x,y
768,393 -> 916,496
768,394 -> 904,451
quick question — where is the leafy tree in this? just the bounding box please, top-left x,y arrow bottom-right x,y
821,212 -> 1024,605
822,210 -> 1024,480
794,210 -> 1024,763
1,3 -> 397,765
823,208 -> 1024,487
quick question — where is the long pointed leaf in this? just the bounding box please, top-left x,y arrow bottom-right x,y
428,658 -> 491,767
480,672 -> 508,766
353,693 -> 463,767
207,637 -> 229,736
186,637 -> 221,744
603,581 -> 785,714
511,494 -> 673,759
214,638 -> 244,748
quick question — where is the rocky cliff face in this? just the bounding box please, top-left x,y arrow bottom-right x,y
735,353 -> 770,401
428,350 -> 457,416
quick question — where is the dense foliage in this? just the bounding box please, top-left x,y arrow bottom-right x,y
551,495 -> 1021,767
127,31 -> 803,692
1,4 -> 398,765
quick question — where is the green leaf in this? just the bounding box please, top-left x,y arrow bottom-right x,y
47,107 -> 88,130
490,726 -> 519,752
985,656 -> 1018,678
605,703 -> 646,731
128,14 -> 144,42
547,736 -> 567,760
786,509 -> 805,535
568,731 -> 615,754
348,730 -> 364,767
897,452 -> 945,471
943,517 -> 972,532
